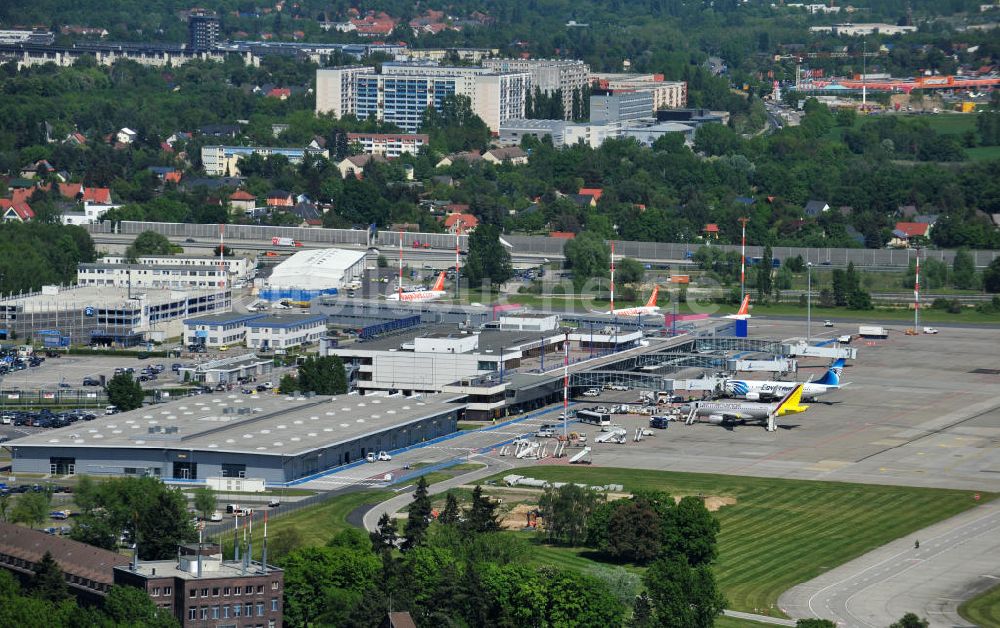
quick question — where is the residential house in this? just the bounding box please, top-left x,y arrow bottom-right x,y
0,200 -> 34,222
336,154 -> 387,178
19,160 -> 54,180
567,194 -> 597,208
436,151 -> 483,168
913,214 -> 939,225
116,128 -> 138,145
431,175 -> 455,187
889,221 -> 931,248
444,212 -> 478,234
198,124 -> 242,138
578,188 -> 603,203
65,132 -> 87,146
483,146 -> 528,165
267,87 -> 291,100
266,190 -> 294,208
289,201 -> 323,225
703,223 -> 719,239
804,200 -> 830,217
229,190 -> 257,212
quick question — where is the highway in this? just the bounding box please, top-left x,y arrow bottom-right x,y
779,502 -> 1000,628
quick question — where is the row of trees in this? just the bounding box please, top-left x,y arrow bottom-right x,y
0,222 -> 96,295
278,355 -> 349,395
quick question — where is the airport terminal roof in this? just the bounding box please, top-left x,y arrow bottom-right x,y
267,248 -> 366,290
7,392 -> 461,457
0,285 -> 224,312
245,314 -> 326,328
350,324 -> 567,352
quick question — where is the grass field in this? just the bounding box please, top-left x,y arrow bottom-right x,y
959,583 -> 1000,628
483,467 -> 991,616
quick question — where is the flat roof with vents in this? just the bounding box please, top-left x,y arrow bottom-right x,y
7,392 -> 461,458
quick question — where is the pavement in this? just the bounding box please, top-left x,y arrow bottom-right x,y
779,501 -> 1000,628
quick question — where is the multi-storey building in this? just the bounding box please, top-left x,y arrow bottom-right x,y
114,543 -> 283,628
315,65 -> 376,117
346,132 -> 429,157
589,91 -> 655,124
77,263 -> 229,291
483,58 -> 590,120
201,146 -> 329,176
188,10 -> 219,51
592,73 -> 688,110
316,64 -> 529,133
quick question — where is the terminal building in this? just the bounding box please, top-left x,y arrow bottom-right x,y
5,392 -> 461,482
0,284 -> 231,346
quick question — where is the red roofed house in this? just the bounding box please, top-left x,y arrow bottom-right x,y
82,187 -> 112,204
229,189 -> 257,212
549,231 -> 576,239
163,171 -> 182,184
703,223 -> 720,239
890,222 -> 930,247
1,199 -> 34,222
578,188 -> 604,203
444,212 -> 478,234
267,87 -> 291,100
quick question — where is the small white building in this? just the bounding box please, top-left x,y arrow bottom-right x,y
183,313 -> 267,348
499,313 -> 559,331
116,128 -> 138,144
245,315 -> 327,351
60,200 -> 122,225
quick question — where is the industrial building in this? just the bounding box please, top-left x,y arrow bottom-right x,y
201,145 -> 329,176
263,248 -> 366,301
77,262 -> 229,291
176,353 -> 273,385
99,255 -> 256,286
5,392 -> 461,483
184,312 -> 326,352
0,284 -> 231,346
590,91 -> 655,124
183,313 -> 270,348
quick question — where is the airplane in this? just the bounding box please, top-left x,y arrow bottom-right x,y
725,295 -> 752,320
386,271 -> 447,302
723,359 -> 847,402
678,383 -> 807,432
604,286 -> 661,317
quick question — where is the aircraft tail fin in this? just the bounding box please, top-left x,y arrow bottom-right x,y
644,285 -> 660,308
814,365 -> 841,387
431,271 -> 446,292
736,294 -> 750,316
774,384 -> 808,415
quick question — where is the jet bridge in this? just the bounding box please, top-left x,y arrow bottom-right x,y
782,340 -> 858,360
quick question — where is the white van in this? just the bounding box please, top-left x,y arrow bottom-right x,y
104,405 -> 118,415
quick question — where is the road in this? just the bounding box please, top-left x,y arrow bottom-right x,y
779,502 -> 1000,628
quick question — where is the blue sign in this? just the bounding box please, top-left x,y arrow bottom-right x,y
195,330 -> 208,338
84,307 -> 95,317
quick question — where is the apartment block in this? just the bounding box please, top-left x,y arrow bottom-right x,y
592,73 -> 688,110
483,58 -> 590,120
201,145 -> 329,176
590,91 -> 655,124
347,132 -> 429,157
315,65 -> 376,117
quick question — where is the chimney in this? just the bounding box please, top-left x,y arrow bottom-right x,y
261,511 -> 268,575
233,514 -> 240,562
197,527 -> 204,578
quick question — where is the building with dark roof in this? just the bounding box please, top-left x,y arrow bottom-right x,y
188,10 -> 220,52
0,521 -> 129,603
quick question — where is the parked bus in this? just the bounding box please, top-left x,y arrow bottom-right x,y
577,409 -> 611,429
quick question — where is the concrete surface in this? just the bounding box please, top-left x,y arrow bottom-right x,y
779,501 -> 1000,628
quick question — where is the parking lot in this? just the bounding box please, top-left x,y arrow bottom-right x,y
0,354 -> 189,391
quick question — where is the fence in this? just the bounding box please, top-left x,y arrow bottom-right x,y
88,221 -> 1000,269
0,388 -> 108,408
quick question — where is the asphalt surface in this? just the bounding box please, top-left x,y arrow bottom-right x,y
779,501 -> 1000,628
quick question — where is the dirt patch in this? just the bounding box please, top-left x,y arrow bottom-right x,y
500,503 -> 539,531
700,495 -> 737,511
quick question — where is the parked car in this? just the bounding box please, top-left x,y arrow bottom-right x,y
82,377 -> 101,386
582,388 -> 600,397
535,427 -> 555,438
824,320 -> 834,327
923,327 -> 939,334
377,451 -> 392,461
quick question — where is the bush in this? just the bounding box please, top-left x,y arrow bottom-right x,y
947,300 -> 962,314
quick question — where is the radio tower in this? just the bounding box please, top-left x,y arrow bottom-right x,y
562,333 -> 569,439
609,241 -> 615,313
738,217 -> 750,303
218,224 -> 226,290
397,233 -> 403,300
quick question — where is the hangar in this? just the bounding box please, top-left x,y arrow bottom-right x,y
263,248 -> 366,301
5,392 -> 461,484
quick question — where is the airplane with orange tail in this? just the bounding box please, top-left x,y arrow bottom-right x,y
725,295 -> 752,320
604,286 -> 661,317
387,271 -> 448,302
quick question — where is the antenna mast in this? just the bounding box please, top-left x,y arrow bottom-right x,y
398,232 -> 403,300
609,241 -> 615,313
738,217 -> 750,303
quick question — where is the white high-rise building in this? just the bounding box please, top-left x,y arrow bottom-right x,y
315,65 -> 376,118
483,59 -> 590,120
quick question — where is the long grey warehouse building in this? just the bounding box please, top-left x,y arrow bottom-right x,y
5,393 -> 461,484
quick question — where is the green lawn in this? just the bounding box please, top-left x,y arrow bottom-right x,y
959,583 -> 1000,628
967,145 -> 1000,162
482,467 -> 991,616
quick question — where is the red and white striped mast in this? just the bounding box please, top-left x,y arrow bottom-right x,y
914,249 -> 920,331
454,219 -> 461,298
218,223 -> 226,290
397,232 -> 403,300
609,241 -> 616,314
738,217 -> 750,303
562,333 -> 569,439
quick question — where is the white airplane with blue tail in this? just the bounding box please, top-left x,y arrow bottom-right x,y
723,359 -> 847,402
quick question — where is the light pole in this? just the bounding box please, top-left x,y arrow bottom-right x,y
806,262 -> 813,342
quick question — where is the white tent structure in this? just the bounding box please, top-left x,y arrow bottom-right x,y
266,248 -> 366,295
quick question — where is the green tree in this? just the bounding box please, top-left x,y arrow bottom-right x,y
889,613 -> 930,628
278,373 -> 299,393
831,269 -> 847,306
104,584 -> 180,627
403,476 -> 431,551
539,483 -> 602,546
370,512 -> 398,554
755,245 -> 774,304
294,356 -> 348,395
12,490 -> 51,529
463,485 -> 501,535
984,258 -> 1000,293
605,497 -> 663,564
192,487 -> 216,520
29,551 -> 68,602
283,545 -> 379,626
105,372 -> 144,411
662,496 -> 721,567
785,255 -> 805,273
564,231 -> 610,291
465,223 -> 514,289
438,492 -> 460,526
644,557 -> 726,628
125,230 -> 174,262
952,248 -> 977,289
615,257 -> 646,286
0,492 -> 11,522
376,254 -> 388,268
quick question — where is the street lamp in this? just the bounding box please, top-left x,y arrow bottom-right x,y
806,262 -> 813,342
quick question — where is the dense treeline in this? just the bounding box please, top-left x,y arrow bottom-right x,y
0,223 -> 96,294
